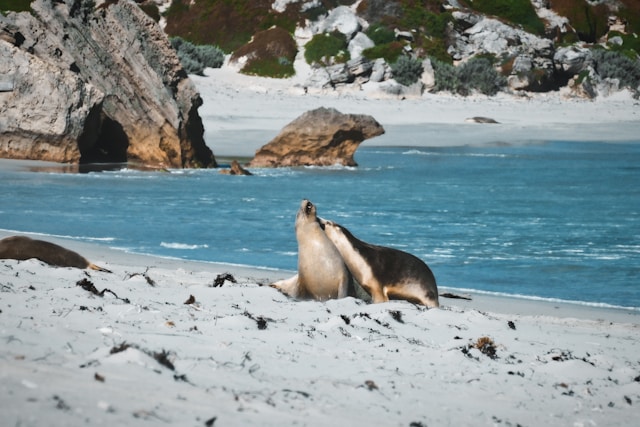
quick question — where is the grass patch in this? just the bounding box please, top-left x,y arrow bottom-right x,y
0,0 -> 31,12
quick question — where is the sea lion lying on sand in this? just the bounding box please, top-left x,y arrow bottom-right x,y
0,236 -> 111,272
319,218 -> 440,308
271,200 -> 356,301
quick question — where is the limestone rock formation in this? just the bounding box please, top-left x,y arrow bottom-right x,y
0,0 -> 216,168
248,107 -> 385,168
220,160 -> 252,175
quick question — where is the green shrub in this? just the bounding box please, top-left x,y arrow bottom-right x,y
0,0 -> 31,12
170,37 -> 224,75
469,0 -> 545,35
432,59 -> 461,93
391,55 -> 424,86
362,41 -> 404,63
457,57 -> 506,96
401,5 -> 452,38
242,56 -> 295,78
593,49 -> 640,91
423,37 -> 452,64
432,57 -> 505,96
365,24 -> 395,45
304,32 -> 349,65
607,31 -> 640,57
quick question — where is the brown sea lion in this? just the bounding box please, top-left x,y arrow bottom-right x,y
0,236 -> 111,272
271,200 -> 355,301
318,218 -> 440,308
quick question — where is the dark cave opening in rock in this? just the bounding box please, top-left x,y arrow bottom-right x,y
78,109 -> 129,166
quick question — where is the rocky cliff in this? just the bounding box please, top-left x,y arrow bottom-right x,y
0,0 -> 216,168
248,107 -> 385,168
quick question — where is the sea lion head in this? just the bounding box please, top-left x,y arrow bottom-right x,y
317,217 -> 341,238
296,199 -> 319,227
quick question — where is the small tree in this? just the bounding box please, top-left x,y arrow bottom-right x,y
391,55 -> 424,86
432,57 -> 505,96
457,57 -> 505,96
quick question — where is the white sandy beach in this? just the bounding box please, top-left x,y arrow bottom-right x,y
191,66 -> 640,157
2,69 -> 640,426
1,228 -> 639,426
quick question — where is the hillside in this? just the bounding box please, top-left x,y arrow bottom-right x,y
158,0 -> 640,98
1,0 -> 639,98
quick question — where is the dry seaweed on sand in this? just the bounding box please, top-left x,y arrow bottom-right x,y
76,278 -> 130,303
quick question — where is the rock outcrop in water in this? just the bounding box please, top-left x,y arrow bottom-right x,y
0,0 -> 216,168
248,107 -> 384,168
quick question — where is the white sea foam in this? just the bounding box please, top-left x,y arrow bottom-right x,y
445,286 -> 640,311
160,242 -> 209,250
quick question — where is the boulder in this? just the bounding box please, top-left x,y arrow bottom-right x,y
346,56 -> 373,78
370,58 -> 389,82
449,12 -> 553,60
305,63 -> 353,88
0,0 -> 216,168
248,107 -> 385,167
553,46 -> 593,75
220,160 -> 252,175
348,32 -> 374,59
421,58 -> 435,91
313,6 -> 361,40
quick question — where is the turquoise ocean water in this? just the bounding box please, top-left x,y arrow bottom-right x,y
1,141 -> 639,309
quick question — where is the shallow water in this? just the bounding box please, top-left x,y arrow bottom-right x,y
2,141 -> 639,309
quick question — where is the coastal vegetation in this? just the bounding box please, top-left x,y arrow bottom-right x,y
0,0 -> 30,12
304,31 -> 350,66
362,24 -> 405,63
432,57 -> 505,96
164,0 -> 299,53
170,37 -> 224,75
592,49 -> 640,91
229,27 -> 297,78
463,0 -> 545,35
390,55 -> 424,86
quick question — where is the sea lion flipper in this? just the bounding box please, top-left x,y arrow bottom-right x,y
270,274 -> 299,297
88,263 -> 112,274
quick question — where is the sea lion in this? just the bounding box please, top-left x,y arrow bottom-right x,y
464,116 -> 499,124
318,218 -> 440,308
0,236 -> 111,273
271,200 -> 355,301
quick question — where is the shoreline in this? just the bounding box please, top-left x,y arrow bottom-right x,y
2,229 -> 638,322
191,68 -> 640,156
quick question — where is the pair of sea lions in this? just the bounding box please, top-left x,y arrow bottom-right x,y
271,199 -> 439,308
0,235 -> 111,272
